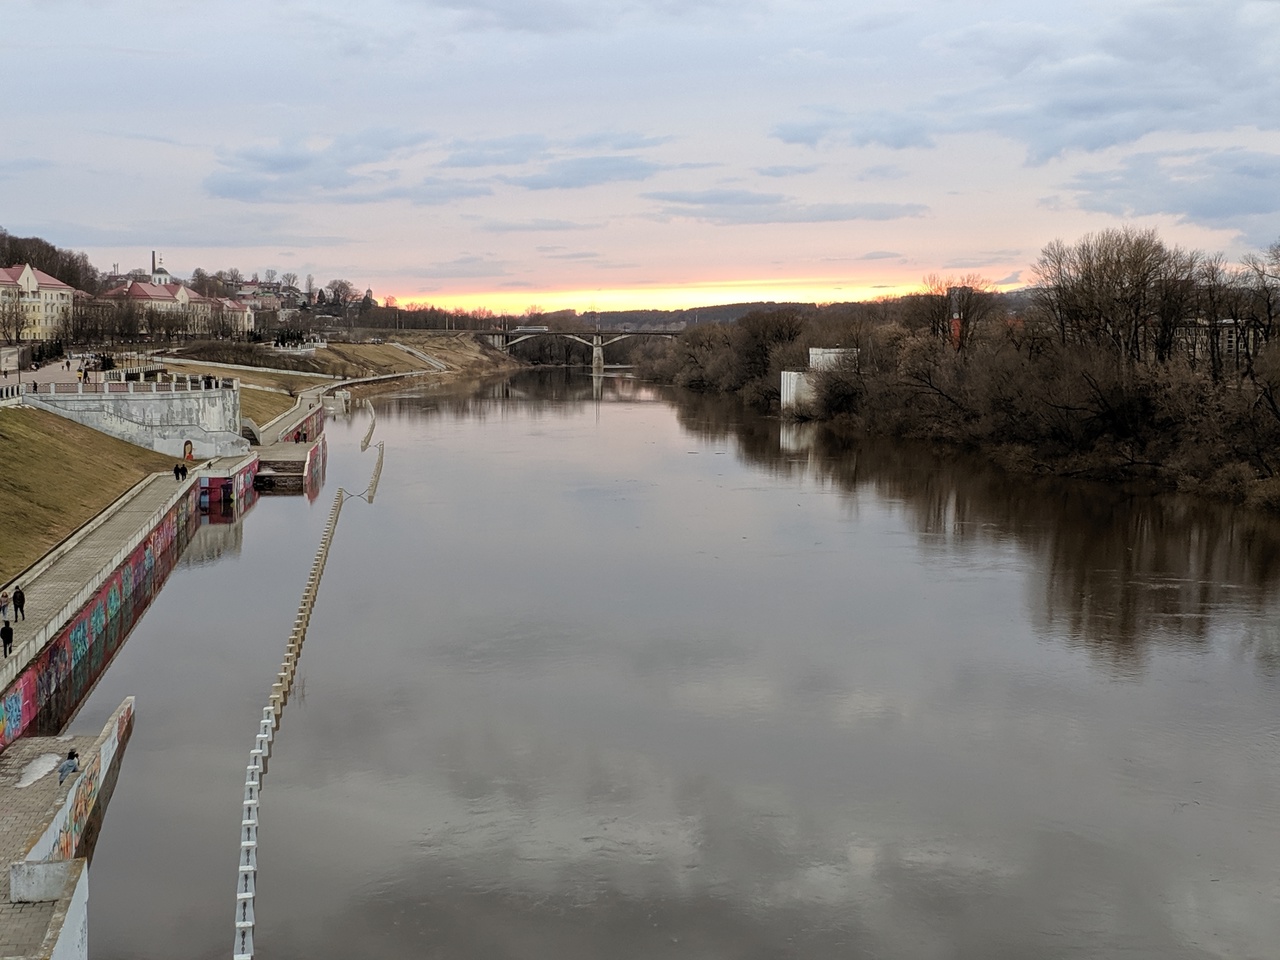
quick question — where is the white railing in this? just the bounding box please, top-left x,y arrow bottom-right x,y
233,488 -> 345,960
34,377 -> 235,395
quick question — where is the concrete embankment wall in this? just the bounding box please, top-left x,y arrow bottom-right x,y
271,402 -> 325,444
8,699 -> 136,960
24,387 -> 249,458
12,699 -> 136,897
0,488 -> 198,750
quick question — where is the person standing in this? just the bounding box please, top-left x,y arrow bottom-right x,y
12,585 -> 24,621
0,589 -> 9,621
1,621 -> 12,658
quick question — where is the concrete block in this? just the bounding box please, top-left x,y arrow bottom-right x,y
9,858 -> 77,903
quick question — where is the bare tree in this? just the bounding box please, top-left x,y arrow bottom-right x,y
1032,226 -> 1191,367
0,298 -> 30,344
915,273 -> 997,352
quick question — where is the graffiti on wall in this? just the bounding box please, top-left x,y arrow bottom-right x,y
52,701 -> 133,860
278,403 -> 326,444
200,457 -> 260,522
0,490 -> 197,750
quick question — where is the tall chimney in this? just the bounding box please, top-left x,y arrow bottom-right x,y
151,251 -> 156,273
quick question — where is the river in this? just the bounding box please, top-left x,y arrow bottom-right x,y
70,370 -> 1280,959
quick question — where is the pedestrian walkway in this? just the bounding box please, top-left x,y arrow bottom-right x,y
0,732 -> 97,957
0,471 -> 192,697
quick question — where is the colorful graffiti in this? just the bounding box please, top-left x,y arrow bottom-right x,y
23,698 -> 135,864
278,402 -> 326,444
0,490 -> 197,750
56,749 -> 100,859
199,457 -> 260,521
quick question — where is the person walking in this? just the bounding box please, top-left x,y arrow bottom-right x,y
1,621 -> 12,658
0,588 -> 9,621
174,463 -> 182,481
12,585 -> 24,621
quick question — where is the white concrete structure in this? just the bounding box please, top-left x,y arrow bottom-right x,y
23,381 -> 249,457
781,347 -> 860,413
780,370 -> 817,414
0,264 -> 75,341
807,346 -> 859,371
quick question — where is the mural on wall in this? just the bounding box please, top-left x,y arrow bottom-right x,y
0,490 -> 197,749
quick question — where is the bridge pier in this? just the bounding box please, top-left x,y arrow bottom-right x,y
592,335 -> 604,372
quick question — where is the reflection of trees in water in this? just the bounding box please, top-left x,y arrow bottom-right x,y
673,390 -> 1280,671
376,370 -> 664,424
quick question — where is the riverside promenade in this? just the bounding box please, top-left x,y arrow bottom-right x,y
0,471 -> 192,698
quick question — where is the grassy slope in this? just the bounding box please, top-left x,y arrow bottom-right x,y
317,342 -> 425,375
239,388 -> 297,426
0,408 -> 173,581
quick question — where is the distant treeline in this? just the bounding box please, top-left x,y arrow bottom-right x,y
637,228 -> 1280,508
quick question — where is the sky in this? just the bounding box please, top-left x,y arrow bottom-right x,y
3,0 -> 1279,312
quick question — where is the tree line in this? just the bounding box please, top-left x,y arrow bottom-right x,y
637,228 -> 1280,508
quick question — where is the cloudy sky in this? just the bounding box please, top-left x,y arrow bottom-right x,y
4,0 -> 1278,311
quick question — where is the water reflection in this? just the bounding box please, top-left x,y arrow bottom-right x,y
672,390 -> 1280,672
70,370 -> 1280,960
377,369 -> 661,424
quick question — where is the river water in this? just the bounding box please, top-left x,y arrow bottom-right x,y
71,371 -> 1280,959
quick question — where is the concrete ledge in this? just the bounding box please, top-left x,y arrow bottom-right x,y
10,859 -> 76,903
40,859 -> 87,960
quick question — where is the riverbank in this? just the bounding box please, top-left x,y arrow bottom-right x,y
637,308 -> 1280,512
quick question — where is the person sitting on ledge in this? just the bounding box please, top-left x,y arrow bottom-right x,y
58,750 -> 79,784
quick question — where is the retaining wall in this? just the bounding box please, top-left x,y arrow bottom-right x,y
24,387 -> 249,458
199,456 -> 259,514
0,489 -> 198,750
275,403 -> 325,444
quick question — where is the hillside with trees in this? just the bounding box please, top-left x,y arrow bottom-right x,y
0,227 -> 102,292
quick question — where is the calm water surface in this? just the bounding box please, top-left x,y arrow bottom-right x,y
73,371 -> 1280,959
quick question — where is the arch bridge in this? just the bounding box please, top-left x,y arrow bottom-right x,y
488,329 -> 676,370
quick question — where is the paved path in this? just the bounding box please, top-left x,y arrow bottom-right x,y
1,473 -> 192,695
0,733 -> 97,956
